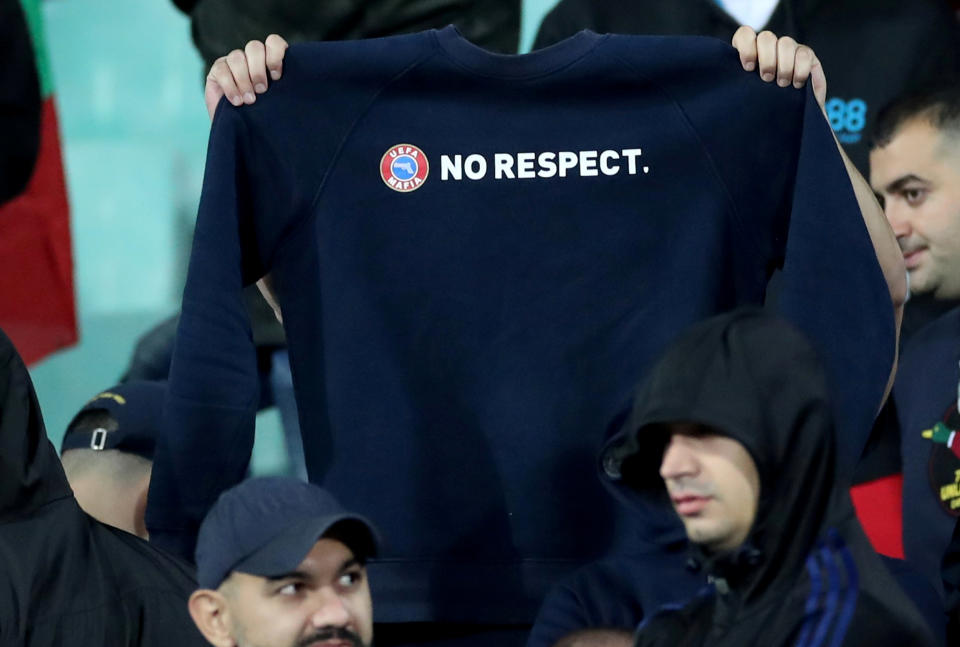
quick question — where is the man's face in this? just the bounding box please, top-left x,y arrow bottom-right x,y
223,538 -> 373,647
870,118 -> 960,299
659,423 -> 760,552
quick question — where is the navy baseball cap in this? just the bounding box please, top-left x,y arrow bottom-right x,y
60,380 -> 166,460
196,477 -> 380,590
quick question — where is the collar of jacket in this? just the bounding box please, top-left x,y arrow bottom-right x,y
687,540 -> 764,595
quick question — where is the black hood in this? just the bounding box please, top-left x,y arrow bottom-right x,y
601,308 -> 853,601
0,327 -> 72,521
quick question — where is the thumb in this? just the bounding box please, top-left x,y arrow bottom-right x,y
205,77 -> 225,123
810,56 -> 827,113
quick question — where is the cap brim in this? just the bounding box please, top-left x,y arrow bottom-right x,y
233,514 -> 379,579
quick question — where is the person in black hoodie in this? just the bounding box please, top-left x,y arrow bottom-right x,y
0,327 -> 207,646
599,309 -> 936,646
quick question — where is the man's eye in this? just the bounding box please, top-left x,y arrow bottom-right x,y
276,583 -> 302,596
904,188 -> 927,206
338,570 -> 363,589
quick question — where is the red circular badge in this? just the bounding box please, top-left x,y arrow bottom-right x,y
380,144 -> 429,193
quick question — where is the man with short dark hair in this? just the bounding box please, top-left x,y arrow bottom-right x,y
60,380 -> 164,538
187,477 -> 379,647
870,86 -> 960,304
600,309 -> 936,646
868,85 -> 960,639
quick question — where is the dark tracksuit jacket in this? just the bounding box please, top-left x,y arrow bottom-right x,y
534,0 -> 960,174
601,309 -> 937,646
0,329 -> 206,646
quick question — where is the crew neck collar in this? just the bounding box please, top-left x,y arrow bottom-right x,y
433,24 -> 603,79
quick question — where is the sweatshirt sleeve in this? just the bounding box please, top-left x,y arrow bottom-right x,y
146,102 -> 275,559
773,86 -> 895,472
669,43 -> 895,471
144,40 -> 429,558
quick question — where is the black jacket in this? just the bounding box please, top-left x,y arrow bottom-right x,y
534,0 -> 960,174
186,0 -> 520,68
0,329 -> 206,646
600,309 -> 936,646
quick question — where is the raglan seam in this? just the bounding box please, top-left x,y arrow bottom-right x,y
607,46 -> 771,263
226,45 -> 438,277
306,49 -> 440,218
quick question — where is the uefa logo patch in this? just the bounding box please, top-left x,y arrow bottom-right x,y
380,144 -> 429,192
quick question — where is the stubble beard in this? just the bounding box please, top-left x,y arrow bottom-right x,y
231,623 -> 367,647
294,627 -> 367,647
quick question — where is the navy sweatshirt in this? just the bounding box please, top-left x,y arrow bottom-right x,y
147,27 -> 894,623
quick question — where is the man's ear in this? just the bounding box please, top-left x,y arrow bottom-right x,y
188,589 -> 235,647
